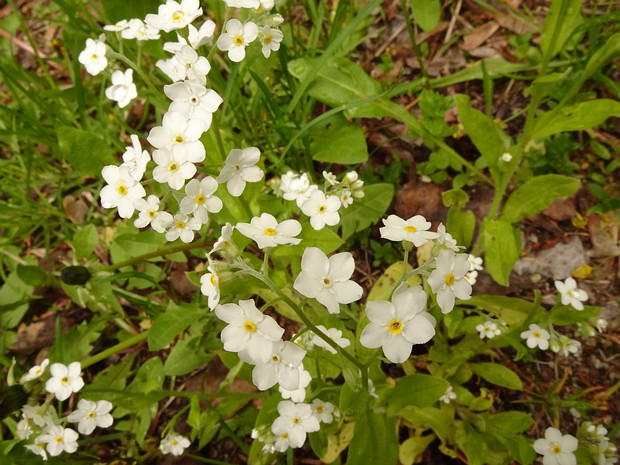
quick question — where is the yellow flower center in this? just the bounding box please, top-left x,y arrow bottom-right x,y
61,377 -> 70,385
174,135 -> 184,143
322,277 -> 331,287
567,290 -> 574,297
388,319 -> 403,334
271,354 -> 281,363
87,411 -> 96,419
210,274 -> 217,286
281,433 -> 288,439
533,331 -> 541,338
171,439 -> 179,446
405,225 -> 417,233
169,162 -> 179,172
264,228 -> 277,236
195,194 -> 206,204
176,221 -> 186,229
551,444 -> 561,454
91,53 -> 98,60
234,35 -> 244,46
318,205 -> 326,213
244,321 -> 256,333
148,210 -> 157,218
171,10 -> 185,22
56,436 -> 64,443
264,35 -> 272,44
117,184 -> 128,195
292,417 -> 301,425
445,273 -> 455,286
315,405 -> 324,413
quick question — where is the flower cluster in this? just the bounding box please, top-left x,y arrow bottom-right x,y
18,361 -> 114,460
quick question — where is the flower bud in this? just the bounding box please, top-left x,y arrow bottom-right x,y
549,338 -> 561,353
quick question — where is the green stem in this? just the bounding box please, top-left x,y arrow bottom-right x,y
210,115 -> 227,162
96,241 -> 211,272
231,259 -> 368,386
400,0 -> 430,86
81,331 -> 149,369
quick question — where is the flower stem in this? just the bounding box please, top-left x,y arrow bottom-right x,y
81,330 -> 149,369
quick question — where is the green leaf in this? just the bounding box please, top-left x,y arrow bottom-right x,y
399,434 -> 436,465
340,183 -> 394,240
584,33 -> 620,81
540,0 -> 582,59
347,411 -> 399,465
550,305 -> 600,325
73,224 -> 98,260
310,114 -> 368,164
458,421 -> 488,465
399,406 -> 453,442
483,218 -> 520,286
56,126 -> 116,177
84,354 -> 135,402
500,175 -> 580,224
447,207 -> 475,248
287,56 -> 387,119
148,302 -> 204,351
482,411 -> 534,434
533,99 -> 620,139
410,0 -> 441,32
471,362 -> 523,390
465,295 -> 533,325
367,261 -> 421,302
385,374 -> 448,415
455,95 -> 510,177
272,223 -> 343,258
16,265 -> 47,286
110,231 -> 168,264
339,382 -> 370,415
163,333 -> 215,376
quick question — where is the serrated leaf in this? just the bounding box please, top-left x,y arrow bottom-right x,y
471,362 -> 523,390
500,175 -> 580,224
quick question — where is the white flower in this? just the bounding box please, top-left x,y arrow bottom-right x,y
78,38 -> 107,75
533,427 -> 578,465
555,338 -> 581,356
134,195 -> 173,232
214,300 -> 284,363
172,45 -> 211,83
340,189 -> 353,208
223,0 -> 260,7
501,152 -> 513,162
216,147 -> 264,196
160,433 -> 191,456
260,26 -> 283,58
468,254 -> 483,271
121,19 -> 160,40
22,404 -> 55,428
152,149 -> 196,190
476,321 -> 501,339
165,213 -> 201,243
145,0 -> 202,32
179,177 -> 223,224
360,285 -> 436,363
323,171 -> 337,185
439,385 -> 457,404
293,247 -> 362,314
211,222 -> 235,254
21,358 -> 49,383
427,249 -> 472,314
121,134 -> 150,182
105,69 -> 137,108
520,324 -> 551,350
39,425 -> 79,456
271,401 -> 320,449
104,19 -> 128,32
240,340 -> 306,391
554,277 -> 588,311
596,319 -> 608,332
100,165 -> 146,218
312,325 -> 350,354
147,111 -> 206,163
311,399 -> 335,423
435,223 -> 461,251
17,419 -> 32,439
236,213 -> 302,249
200,263 -> 220,310
300,190 -> 341,230
217,19 -> 259,62
164,79 -> 223,128
25,443 -> 47,460
45,362 -> 84,401
279,367 -> 311,402
280,172 -> 316,207
464,270 -> 478,285
163,21 -> 216,52
67,399 -> 113,435
379,214 -> 439,246
156,57 -> 187,82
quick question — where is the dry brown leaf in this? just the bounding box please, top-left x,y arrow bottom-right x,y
461,21 -> 500,51
63,195 -> 88,223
